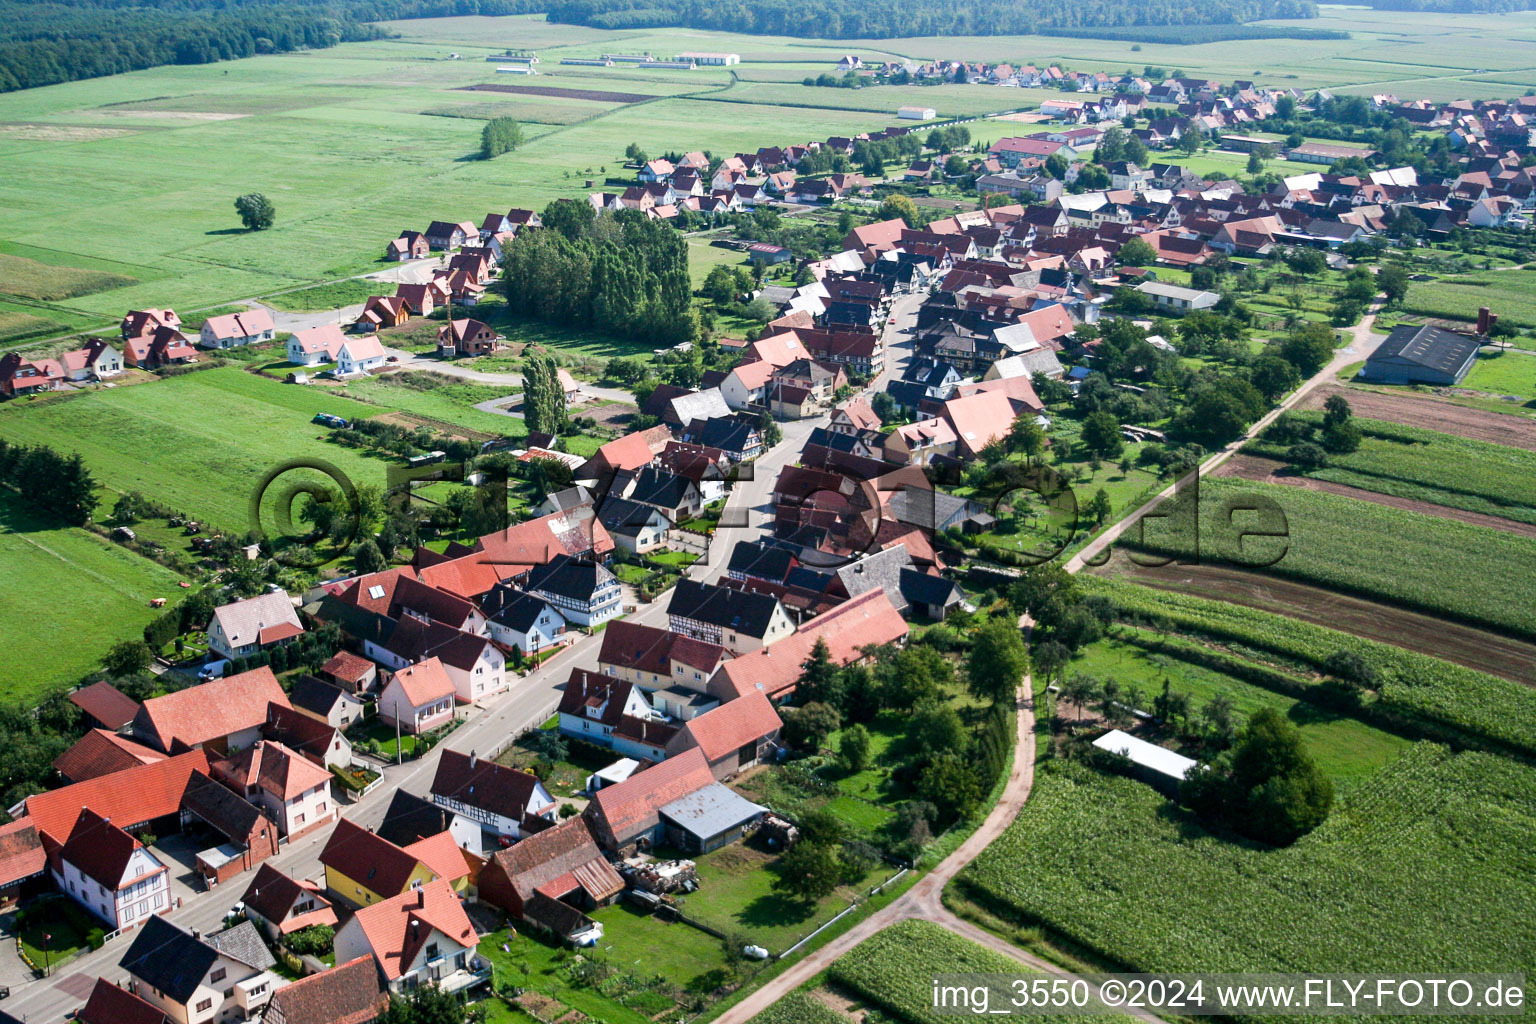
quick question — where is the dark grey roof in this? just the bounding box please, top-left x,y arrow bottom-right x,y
726,540 -> 794,583
836,546 -> 913,612
888,488 -> 979,532
288,674 -> 347,718
526,554 -> 616,603
181,770 -> 269,843
204,920 -> 276,971
668,579 -> 781,636
784,566 -> 836,592
375,789 -> 451,847
486,589 -> 558,633
688,416 -> 757,454
805,427 -> 866,454
885,380 -> 934,411
597,495 -> 662,537
626,467 -> 694,509
1369,324 -> 1480,375
120,916 -> 223,1003
900,567 -> 962,608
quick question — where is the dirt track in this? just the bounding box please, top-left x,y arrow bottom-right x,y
1213,454 -> 1536,539
1109,561 -> 1536,685
1301,384 -> 1536,450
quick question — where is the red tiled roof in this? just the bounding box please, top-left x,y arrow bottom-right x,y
674,690 -> 781,763
587,747 -> 714,844
215,740 -> 332,801
242,863 -> 338,934
322,650 -> 376,684
58,807 -> 157,890
54,729 -> 166,783
260,956 -> 388,1024
68,680 -> 141,730
79,978 -> 171,1024
348,879 -> 477,981
0,819 -> 45,888
430,749 -> 548,822
402,830 -> 471,885
388,657 -> 456,707
942,390 -> 1018,458
134,667 -> 290,752
712,590 -> 908,700
23,749 -> 210,845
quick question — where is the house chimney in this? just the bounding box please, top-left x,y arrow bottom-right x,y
469,750 -> 477,770
419,887 -> 426,908
192,929 -> 201,941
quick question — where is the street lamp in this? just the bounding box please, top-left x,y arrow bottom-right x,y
42,931 -> 51,976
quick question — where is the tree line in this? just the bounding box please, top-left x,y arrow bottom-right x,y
544,0 -> 1317,40
0,0 -> 542,93
502,207 -> 695,346
0,439 -> 98,526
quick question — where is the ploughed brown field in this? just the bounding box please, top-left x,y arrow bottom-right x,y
1302,384 -> 1536,450
458,83 -> 655,104
1212,453 -> 1536,539
1100,560 -> 1536,686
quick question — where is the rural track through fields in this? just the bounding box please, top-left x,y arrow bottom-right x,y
709,681 -> 1169,1024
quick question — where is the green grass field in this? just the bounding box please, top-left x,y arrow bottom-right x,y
0,492 -> 185,702
958,746 -> 1536,981
0,252 -> 137,301
264,280 -> 380,312
1068,635 -> 1413,790
1461,351 -> 1536,401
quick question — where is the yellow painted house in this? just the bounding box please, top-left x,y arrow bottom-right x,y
319,818 -> 471,909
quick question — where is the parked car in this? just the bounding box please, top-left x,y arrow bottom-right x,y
199,659 -> 231,681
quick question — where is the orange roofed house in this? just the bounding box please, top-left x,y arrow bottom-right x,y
377,657 -> 456,735
332,879 -> 486,994
131,667 -> 292,755
213,740 -> 337,839
582,747 -> 766,855
52,807 -> 171,932
665,689 -> 782,780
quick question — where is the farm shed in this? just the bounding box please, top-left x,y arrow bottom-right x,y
1360,324 -> 1479,386
658,783 -> 766,853
1092,730 -> 1196,796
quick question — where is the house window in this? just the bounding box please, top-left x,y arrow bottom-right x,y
211,968 -> 226,983
197,999 -> 213,1012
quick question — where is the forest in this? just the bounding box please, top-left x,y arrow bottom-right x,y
501,205 -> 696,346
0,0 -> 541,92
543,0 -> 1320,39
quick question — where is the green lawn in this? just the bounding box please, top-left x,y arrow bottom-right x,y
680,842 -> 890,955
0,492 -> 186,702
477,901 -> 738,1024
1460,350 -> 1536,402
16,896 -> 99,971
354,717 -> 421,760
264,279 -> 381,312
1067,635 -> 1413,790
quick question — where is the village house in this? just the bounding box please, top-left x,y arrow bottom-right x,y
596,495 -> 672,555
240,863 -> 339,941
212,740 -> 337,839
122,325 -> 198,369
132,667 -> 292,755
336,335 -> 388,377
288,675 -> 367,730
480,586 -> 569,655
430,749 -> 557,846
477,817 -> 624,945
425,220 -> 477,250
387,231 -> 431,261
287,324 -> 348,366
596,620 -> 730,705
666,579 -> 793,655
320,818 -> 467,909
52,808 -> 170,932
1135,280 -> 1221,312
523,554 -> 622,628
119,917 -> 281,1023
376,657 -> 457,735
664,689 -> 782,780
321,650 -> 379,693
264,704 -> 355,771
53,728 -> 165,784
332,879 -> 485,995
259,955 -> 389,1024
207,591 -> 304,660
375,617 -> 506,703
557,670 -> 678,762
179,770 -> 283,885
582,747 -> 765,855
198,309 -> 275,349
75,977 -> 173,1024
437,318 -> 500,357
355,295 -> 410,333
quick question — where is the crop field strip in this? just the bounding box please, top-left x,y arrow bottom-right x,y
1118,476 -> 1536,644
824,920 -> 1084,1024
1298,384 -> 1536,450
1081,576 -> 1536,757
1241,412 -> 1536,525
956,746 -> 1536,1005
